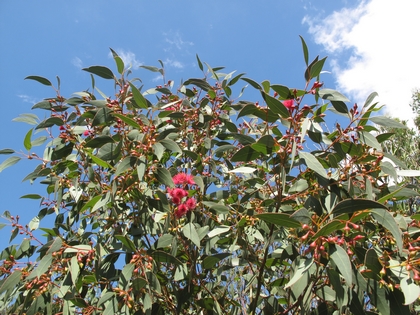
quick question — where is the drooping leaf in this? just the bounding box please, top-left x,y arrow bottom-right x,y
330,244 -> 352,285
231,145 -> 259,162
182,223 -> 201,247
299,35 -> 309,66
299,151 -> 327,178
202,253 -> 231,269
255,213 -> 301,228
319,89 -> 350,102
25,75 -> 52,86
0,156 -> 21,173
202,201 -> 229,214
110,48 -> 125,74
370,116 -> 408,129
0,149 -> 14,155
262,91 -> 289,118
113,113 -> 141,129
371,208 -> 403,254
23,128 -> 33,151
332,198 -> 388,215
155,167 -> 174,187
82,66 -> 115,79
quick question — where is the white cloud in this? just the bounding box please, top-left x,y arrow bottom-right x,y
108,49 -> 142,69
17,94 -> 38,104
303,0 -> 420,126
72,57 -> 83,69
163,30 -> 194,52
164,58 -> 184,69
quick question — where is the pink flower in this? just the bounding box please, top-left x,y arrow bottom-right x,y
172,196 -> 181,205
185,198 -> 197,210
283,99 -> 294,110
172,173 -> 195,185
169,188 -> 188,199
83,130 -> 90,136
175,204 -> 189,218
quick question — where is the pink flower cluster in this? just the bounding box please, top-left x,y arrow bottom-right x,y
168,173 -> 197,218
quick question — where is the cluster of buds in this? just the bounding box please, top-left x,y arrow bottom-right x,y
168,173 -> 197,218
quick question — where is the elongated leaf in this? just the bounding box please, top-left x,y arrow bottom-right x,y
27,253 -> 52,279
299,151 -> 327,178
255,213 -> 301,228
0,156 -> 21,173
183,78 -> 212,91
370,116 -> 407,129
159,139 -> 182,154
207,225 -> 230,238
183,223 -> 201,247
230,145 -> 259,162
310,56 -> 327,79
82,66 -> 114,79
319,89 -> 350,102
271,84 -> 292,99
0,270 -> 22,294
86,151 -> 113,169
25,75 -> 52,86
371,208 -> 403,254
262,91 -> 289,118
113,113 -> 141,129
202,253 -> 231,269
285,258 -> 313,289
155,167 -> 174,187
110,48 -> 124,74
358,131 -> 381,150
312,220 -> 345,240
0,149 -> 14,155
400,276 -> 420,305
152,250 -> 182,265
119,263 -> 135,290
20,194 -> 42,199
24,128 -> 33,151
300,35 -> 309,66
129,82 -> 148,109
330,245 -> 352,285
331,198 -> 387,215
397,169 -> 420,177
196,54 -> 204,71
227,166 -> 256,174
202,201 -> 229,214
363,91 -> 379,108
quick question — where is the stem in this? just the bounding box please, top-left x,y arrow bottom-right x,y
249,224 -> 275,315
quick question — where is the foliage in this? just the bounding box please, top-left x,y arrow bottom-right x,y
1,39 -> 420,315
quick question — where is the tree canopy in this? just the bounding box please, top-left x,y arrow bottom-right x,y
0,38 -> 420,315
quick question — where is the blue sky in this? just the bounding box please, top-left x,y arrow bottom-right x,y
0,0 -> 418,242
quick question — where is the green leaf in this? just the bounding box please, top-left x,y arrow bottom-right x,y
29,216 -> 40,231
0,270 -> 22,295
230,145 -> 259,162
119,263 -> 135,290
319,89 -> 350,102
207,225 -> 230,238
0,149 -> 14,155
183,78 -> 212,91
159,139 -> 182,154
86,151 -> 113,169
115,235 -> 137,252
152,250 -> 182,265
202,201 -> 229,214
331,198 -> 388,215
82,65 -> 115,79
241,77 -> 262,90
115,156 -> 138,176
140,65 -> 160,72
85,136 -> 115,148
310,56 -> 327,79
299,35 -> 309,65
27,253 -> 52,279
370,116 -> 408,129
363,91 -> 378,108
284,258 -> 313,289
24,128 -> 33,151
330,244 -> 352,285
0,156 -> 21,173
262,91 -> 290,118
182,223 -> 201,247
110,48 -> 124,74
129,82 -> 148,109
330,101 -> 349,114
255,213 -> 301,228
196,54 -> 204,71
400,276 -> 420,305
155,167 -> 174,187
25,75 -> 52,86
371,208 -> 403,254
92,107 -> 114,126
288,179 -> 308,193
271,84 -> 292,99
202,253 -> 231,269
113,113 -> 141,129
312,220 -> 345,239
20,194 -> 42,199
35,117 -> 64,129
358,131 -> 381,150
13,113 -> 39,125
299,152 -> 327,178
